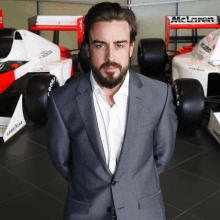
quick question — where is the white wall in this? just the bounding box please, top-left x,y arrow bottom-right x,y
0,1 -> 37,29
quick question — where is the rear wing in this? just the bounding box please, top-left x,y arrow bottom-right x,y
0,10 -> 4,29
165,15 -> 220,50
28,15 -> 84,48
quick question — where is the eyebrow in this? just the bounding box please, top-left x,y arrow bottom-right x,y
92,40 -> 128,44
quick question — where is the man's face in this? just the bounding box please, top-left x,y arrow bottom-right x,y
86,20 -> 134,89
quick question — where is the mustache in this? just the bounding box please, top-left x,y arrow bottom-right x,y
99,61 -> 121,70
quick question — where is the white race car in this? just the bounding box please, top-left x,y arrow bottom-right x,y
138,18 -> 220,141
0,15 -> 88,143
172,28 -> 220,140
0,29 -> 72,142
172,28 -> 220,96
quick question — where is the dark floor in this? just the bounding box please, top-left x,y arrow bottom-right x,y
1,69 -> 220,220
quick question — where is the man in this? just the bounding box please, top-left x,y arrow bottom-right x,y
46,2 -> 177,220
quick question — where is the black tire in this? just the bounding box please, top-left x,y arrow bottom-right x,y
25,73 -> 59,125
138,38 -> 167,77
78,41 -> 90,73
0,28 -> 16,58
0,28 -> 15,38
172,78 -> 205,133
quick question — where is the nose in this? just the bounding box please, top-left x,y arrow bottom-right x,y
105,45 -> 115,62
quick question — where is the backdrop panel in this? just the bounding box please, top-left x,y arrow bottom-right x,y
0,1 -> 37,29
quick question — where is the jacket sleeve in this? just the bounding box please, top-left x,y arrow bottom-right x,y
46,91 -> 70,181
153,84 -> 178,175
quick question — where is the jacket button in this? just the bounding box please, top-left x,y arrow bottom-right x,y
112,181 -> 116,186
107,207 -> 114,212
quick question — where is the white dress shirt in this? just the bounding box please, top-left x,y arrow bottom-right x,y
90,70 -> 129,174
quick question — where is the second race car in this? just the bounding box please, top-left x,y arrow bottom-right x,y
138,16 -> 220,138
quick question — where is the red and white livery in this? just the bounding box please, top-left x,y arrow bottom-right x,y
0,29 -> 72,93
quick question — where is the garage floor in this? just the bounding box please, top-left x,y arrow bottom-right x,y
0,68 -> 220,220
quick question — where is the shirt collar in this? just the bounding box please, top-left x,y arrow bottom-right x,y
117,70 -> 129,96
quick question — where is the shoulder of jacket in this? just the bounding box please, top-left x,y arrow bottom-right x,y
51,75 -> 83,100
134,72 -> 168,91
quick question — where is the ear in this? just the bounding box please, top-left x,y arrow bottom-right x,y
129,41 -> 134,57
85,43 -> 90,58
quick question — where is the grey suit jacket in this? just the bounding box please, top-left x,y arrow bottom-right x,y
46,70 -> 178,220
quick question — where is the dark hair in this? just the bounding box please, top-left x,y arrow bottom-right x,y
83,2 -> 137,45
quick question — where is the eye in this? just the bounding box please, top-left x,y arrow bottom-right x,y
96,44 -> 104,49
116,44 -> 124,48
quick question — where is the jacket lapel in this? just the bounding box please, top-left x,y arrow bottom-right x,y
76,72 -> 113,176
113,70 -> 145,179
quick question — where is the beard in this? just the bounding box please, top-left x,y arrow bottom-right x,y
91,57 -> 130,89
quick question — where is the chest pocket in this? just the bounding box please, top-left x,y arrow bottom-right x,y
136,121 -> 155,134
140,121 -> 154,127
